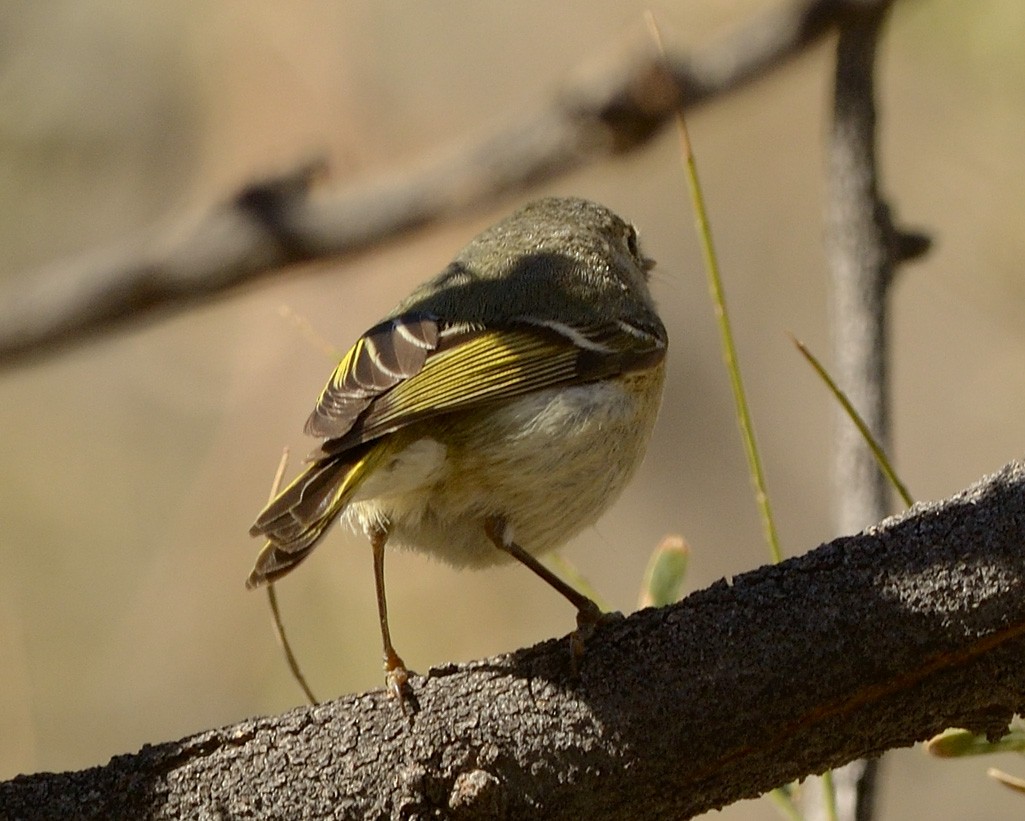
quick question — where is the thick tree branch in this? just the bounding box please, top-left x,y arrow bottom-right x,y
3,459 -> 1025,819
0,0 -> 897,368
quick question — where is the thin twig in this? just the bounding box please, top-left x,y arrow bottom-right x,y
263,447 -> 319,706
791,335 -> 913,507
646,11 -> 783,565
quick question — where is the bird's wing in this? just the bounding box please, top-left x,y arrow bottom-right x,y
304,313 -> 439,438
306,312 -> 667,453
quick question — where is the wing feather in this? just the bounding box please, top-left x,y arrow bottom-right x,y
305,314 -> 439,438
309,314 -> 666,457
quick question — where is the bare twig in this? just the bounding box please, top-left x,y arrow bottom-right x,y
0,0 -> 897,368
3,460 -> 1024,819
647,9 -> 784,566
263,447 -> 319,706
791,334 -> 913,508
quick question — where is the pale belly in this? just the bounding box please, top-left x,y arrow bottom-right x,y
343,366 -> 665,567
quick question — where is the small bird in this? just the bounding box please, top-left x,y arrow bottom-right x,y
247,196 -> 668,701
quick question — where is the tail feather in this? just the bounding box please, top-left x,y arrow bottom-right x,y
249,459 -> 346,536
246,444 -> 377,588
245,516 -> 336,588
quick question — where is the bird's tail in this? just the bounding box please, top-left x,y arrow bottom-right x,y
246,443 -> 378,588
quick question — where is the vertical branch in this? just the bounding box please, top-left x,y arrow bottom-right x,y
829,6 -> 893,540
815,3 -> 925,820
827,0 -> 929,569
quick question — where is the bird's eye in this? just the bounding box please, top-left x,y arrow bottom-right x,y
624,223 -> 656,274
625,225 -> 641,259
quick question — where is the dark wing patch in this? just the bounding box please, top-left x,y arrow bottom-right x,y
304,314 -> 439,438
318,317 -> 666,455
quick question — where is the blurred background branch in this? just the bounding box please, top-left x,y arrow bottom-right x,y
0,0 -> 893,368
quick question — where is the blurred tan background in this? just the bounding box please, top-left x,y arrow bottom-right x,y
1,1 -> 1023,817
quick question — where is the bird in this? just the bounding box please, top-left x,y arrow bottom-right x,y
247,196 -> 668,703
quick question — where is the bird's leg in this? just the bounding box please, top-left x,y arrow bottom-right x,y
370,524 -> 410,708
484,515 -> 606,663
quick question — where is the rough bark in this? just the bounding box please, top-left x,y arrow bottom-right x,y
3,460 -> 1024,820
